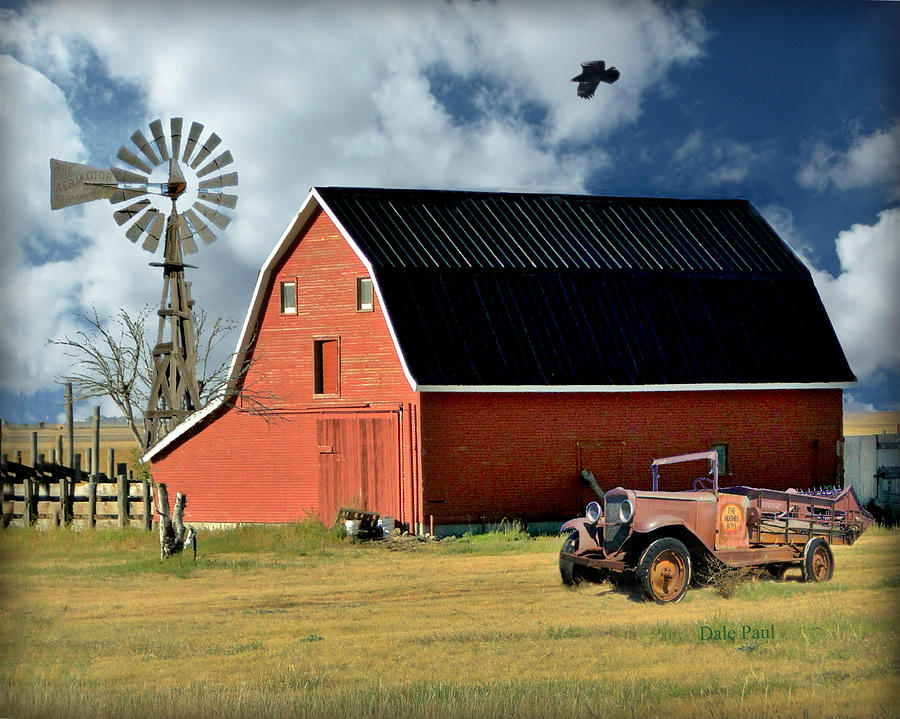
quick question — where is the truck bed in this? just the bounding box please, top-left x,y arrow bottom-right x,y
723,485 -> 872,547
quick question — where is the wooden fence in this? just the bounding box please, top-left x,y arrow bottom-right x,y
1,458 -> 154,530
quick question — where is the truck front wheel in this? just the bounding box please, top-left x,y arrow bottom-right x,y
637,537 -> 692,603
559,532 -> 583,585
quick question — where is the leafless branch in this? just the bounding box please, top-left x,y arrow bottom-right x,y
49,305 -> 281,451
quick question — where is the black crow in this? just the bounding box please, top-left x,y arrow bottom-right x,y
571,60 -> 620,99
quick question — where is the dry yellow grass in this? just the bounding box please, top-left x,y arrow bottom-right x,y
0,525 -> 897,718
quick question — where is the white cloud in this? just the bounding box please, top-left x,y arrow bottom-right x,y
806,208 -> 900,383
670,129 -> 756,187
842,394 -> 877,414
0,0 -> 708,415
797,120 -> 900,196
0,55 -> 98,393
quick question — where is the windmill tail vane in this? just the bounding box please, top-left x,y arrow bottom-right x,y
49,117 -> 239,448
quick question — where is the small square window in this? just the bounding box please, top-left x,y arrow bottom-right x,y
280,281 -> 297,314
356,277 -> 374,312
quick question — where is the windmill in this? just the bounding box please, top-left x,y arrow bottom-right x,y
50,118 -> 239,447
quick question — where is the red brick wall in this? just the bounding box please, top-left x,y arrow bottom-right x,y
150,205 -> 845,532
419,389 -> 844,525
151,209 -> 421,526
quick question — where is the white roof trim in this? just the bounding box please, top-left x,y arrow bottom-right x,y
144,188 -> 420,462
140,398 -> 224,463
144,190 -> 326,461
311,188 -> 419,392
415,382 -> 856,393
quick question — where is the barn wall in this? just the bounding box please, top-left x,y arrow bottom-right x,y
150,209 -> 421,527
419,389 -> 844,531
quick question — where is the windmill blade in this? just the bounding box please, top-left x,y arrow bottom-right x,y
192,200 -> 231,230
198,171 -> 238,190
184,208 -> 217,245
149,119 -> 169,162
189,133 -> 222,169
141,212 -> 165,253
113,199 -> 151,225
109,186 -> 148,204
125,207 -> 160,243
196,150 -> 233,178
176,213 -> 199,255
170,117 -> 183,159
111,166 -> 148,184
182,121 -> 204,164
116,146 -> 153,175
197,191 -> 238,209
130,129 -> 161,167
49,159 -> 116,209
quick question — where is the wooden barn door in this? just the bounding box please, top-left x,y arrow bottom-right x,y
317,412 -> 400,527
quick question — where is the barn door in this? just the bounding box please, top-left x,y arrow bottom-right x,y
317,413 -> 400,527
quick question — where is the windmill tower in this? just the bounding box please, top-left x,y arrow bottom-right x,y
50,118 -> 238,447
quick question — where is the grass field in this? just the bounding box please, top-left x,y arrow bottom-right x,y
1,522 -> 898,719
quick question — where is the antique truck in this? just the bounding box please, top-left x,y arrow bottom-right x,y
559,451 -> 872,603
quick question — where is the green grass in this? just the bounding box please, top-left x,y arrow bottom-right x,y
1,523 -> 898,719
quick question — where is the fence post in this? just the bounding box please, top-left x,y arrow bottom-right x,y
36,449 -> 50,521
92,407 -> 100,479
24,476 -> 34,526
31,431 -> 38,469
66,383 -> 74,469
1,451 -> 7,529
143,480 -> 152,531
117,474 -> 128,529
88,479 -> 97,529
58,475 -> 69,527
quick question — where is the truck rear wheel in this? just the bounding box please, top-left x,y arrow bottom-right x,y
801,537 -> 834,583
637,538 -> 692,603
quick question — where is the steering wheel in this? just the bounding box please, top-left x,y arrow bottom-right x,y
692,476 -> 714,490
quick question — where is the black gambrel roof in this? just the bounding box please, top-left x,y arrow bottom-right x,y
316,187 -> 855,388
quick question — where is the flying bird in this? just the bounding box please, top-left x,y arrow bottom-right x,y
571,60 -> 620,99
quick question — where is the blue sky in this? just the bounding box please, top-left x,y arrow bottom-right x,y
1,0 -> 898,423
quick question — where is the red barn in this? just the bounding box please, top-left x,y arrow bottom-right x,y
145,188 -> 855,535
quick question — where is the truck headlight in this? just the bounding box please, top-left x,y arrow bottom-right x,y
618,499 -> 634,523
585,501 -> 602,524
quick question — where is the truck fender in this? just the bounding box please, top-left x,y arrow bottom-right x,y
560,517 -> 601,551
633,514 -> 690,536
561,517 -> 589,533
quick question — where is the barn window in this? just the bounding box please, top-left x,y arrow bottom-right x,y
314,339 -> 340,396
712,444 -> 729,475
280,281 -> 297,314
356,277 -> 374,312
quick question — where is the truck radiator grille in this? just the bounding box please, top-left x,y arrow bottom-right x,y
604,498 -> 630,550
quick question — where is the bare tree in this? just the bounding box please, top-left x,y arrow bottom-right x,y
49,305 -> 275,451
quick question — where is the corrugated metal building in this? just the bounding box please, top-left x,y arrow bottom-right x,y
845,434 -> 900,510
145,188 -> 855,534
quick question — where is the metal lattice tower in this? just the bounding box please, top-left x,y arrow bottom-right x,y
144,207 -> 202,447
